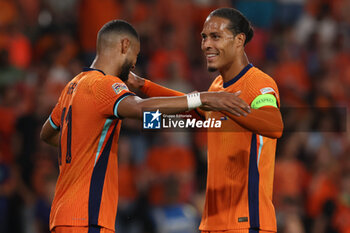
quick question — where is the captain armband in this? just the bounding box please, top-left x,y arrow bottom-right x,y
251,94 -> 278,109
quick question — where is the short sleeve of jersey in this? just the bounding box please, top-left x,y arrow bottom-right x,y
92,76 -> 135,118
246,75 -> 280,108
50,97 -> 62,130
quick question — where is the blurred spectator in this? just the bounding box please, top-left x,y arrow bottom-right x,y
0,49 -> 23,87
306,144 -> 340,232
245,28 -> 269,67
78,0 -> 122,65
116,136 -> 142,233
332,172 -> 350,233
17,0 -> 40,27
275,0 -> 305,26
235,0 -> 277,29
0,89 -> 18,164
150,201 -> 199,233
33,173 -> 56,233
44,0 -> 78,26
7,25 -> 32,69
147,25 -> 190,82
274,134 -> 310,210
0,0 -> 18,28
156,0 -> 195,51
144,131 -> 196,206
272,27 -> 311,106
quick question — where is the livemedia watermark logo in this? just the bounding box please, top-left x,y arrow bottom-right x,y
143,110 -> 222,130
142,107 -> 347,132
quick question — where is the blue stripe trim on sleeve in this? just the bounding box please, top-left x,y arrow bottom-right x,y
49,116 -> 59,130
113,92 -> 136,118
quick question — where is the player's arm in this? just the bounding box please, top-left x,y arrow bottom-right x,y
126,72 -> 185,97
139,78 -> 206,119
221,94 -> 283,139
40,117 -> 60,147
126,72 -> 208,119
117,91 -> 251,119
138,80 -> 207,120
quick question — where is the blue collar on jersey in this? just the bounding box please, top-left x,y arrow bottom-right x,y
83,67 -> 106,75
223,63 -> 253,88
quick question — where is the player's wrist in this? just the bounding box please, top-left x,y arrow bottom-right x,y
187,92 -> 202,110
199,92 -> 209,106
139,77 -> 146,88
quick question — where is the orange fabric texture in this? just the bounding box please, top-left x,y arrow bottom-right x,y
221,106 -> 283,139
141,79 -> 184,97
49,69 -> 134,231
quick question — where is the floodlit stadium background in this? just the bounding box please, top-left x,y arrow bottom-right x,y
0,0 -> 349,233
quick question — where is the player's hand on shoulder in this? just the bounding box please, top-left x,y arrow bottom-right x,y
126,71 -> 145,90
200,91 -> 251,116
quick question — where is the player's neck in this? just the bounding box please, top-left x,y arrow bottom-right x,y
220,53 -> 249,83
90,56 -> 120,77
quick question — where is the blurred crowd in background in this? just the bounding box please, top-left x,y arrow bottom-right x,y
0,0 -> 349,233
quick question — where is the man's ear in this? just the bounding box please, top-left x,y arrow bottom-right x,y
121,38 -> 130,54
235,33 -> 246,47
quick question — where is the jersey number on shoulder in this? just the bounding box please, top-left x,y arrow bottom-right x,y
59,105 -> 72,165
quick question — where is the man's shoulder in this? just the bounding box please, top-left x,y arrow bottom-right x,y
243,67 -> 279,92
249,67 -> 275,83
80,72 -> 125,91
208,75 -> 223,91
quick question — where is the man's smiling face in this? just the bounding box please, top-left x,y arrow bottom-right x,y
201,16 -> 237,72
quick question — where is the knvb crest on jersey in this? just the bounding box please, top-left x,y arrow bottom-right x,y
143,110 -> 162,129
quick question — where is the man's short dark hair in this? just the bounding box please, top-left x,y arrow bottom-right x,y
209,8 -> 254,46
98,19 -> 139,41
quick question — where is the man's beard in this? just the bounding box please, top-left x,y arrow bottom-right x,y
118,60 -> 133,81
208,66 -> 218,72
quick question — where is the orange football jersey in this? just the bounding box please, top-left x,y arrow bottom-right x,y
199,64 -> 280,232
49,68 -> 135,231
